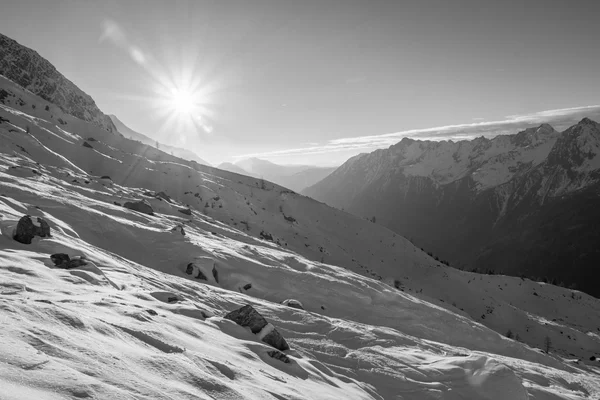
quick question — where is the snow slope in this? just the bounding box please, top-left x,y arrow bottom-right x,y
1,74 -> 600,399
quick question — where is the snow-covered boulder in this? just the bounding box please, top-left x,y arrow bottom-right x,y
170,225 -> 186,235
224,305 -> 290,351
281,299 -> 304,310
186,263 -> 208,280
123,199 -> 154,215
184,256 -> 217,283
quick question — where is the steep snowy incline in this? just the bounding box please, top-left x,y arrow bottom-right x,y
1,74 -> 600,399
1,155 -> 599,400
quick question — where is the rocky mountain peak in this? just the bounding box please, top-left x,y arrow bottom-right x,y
0,33 -> 116,133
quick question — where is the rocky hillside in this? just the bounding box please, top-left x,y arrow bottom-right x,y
0,32 -> 116,133
304,120 -> 600,296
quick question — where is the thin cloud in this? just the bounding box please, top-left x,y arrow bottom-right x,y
234,105 -> 600,160
99,19 -> 149,67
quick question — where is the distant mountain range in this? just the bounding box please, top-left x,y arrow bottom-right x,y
218,158 -> 336,192
109,115 -> 210,166
304,119 -> 600,296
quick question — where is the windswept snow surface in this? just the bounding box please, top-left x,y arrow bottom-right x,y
1,76 -> 600,399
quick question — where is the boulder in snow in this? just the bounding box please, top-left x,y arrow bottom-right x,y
224,305 -> 290,351
37,217 -> 51,237
178,208 -> 192,215
281,299 -> 304,310
50,253 -> 88,269
82,141 -> 93,148
13,215 -> 51,244
50,253 -> 70,266
186,263 -> 208,280
124,199 -> 154,215
171,225 -> 186,235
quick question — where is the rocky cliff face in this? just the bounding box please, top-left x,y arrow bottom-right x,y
304,119 -> 600,296
0,33 -> 116,132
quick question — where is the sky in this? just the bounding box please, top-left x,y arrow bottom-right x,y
1,0 -> 600,166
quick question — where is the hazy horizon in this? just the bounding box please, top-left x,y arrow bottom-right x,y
1,0 -> 600,166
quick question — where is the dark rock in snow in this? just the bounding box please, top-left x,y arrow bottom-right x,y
186,263 -> 207,280
100,175 -> 111,180
171,225 -> 185,235
51,253 -> 70,266
212,265 -> 219,283
113,201 -> 122,206
178,208 -> 192,215
37,217 -> 51,237
281,299 -> 304,310
267,350 -> 290,363
261,327 -> 290,351
13,215 -> 37,244
224,305 -> 269,334
224,305 -> 290,351
124,200 -> 154,215
82,141 -> 93,148
13,215 -> 51,244
243,283 -> 252,290
50,253 -> 87,269
65,258 -> 87,269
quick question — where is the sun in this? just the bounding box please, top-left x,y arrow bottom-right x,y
169,88 -> 195,114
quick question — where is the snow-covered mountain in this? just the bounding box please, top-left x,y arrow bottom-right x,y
109,114 -> 211,166
0,33 -> 116,133
1,34 -> 600,399
304,120 -> 600,297
218,158 -> 336,192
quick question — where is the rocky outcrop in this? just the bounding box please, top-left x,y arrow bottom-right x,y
0,33 -> 116,133
178,208 -> 192,216
124,200 -> 154,215
82,141 -> 93,149
13,215 -> 51,244
224,305 -> 290,351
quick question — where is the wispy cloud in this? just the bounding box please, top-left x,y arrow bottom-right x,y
99,20 -> 148,66
234,105 -> 600,160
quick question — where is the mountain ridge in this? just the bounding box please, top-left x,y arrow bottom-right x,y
304,119 -> 600,296
0,32 -> 116,133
